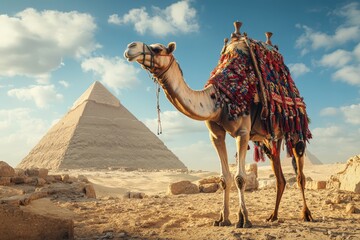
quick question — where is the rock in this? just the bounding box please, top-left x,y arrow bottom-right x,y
197,176 -> 220,185
168,180 -> 199,195
45,175 -> 56,183
78,175 -> 89,183
36,178 -> 47,187
332,195 -> 342,204
287,176 -> 297,184
124,191 -> 146,199
306,181 -> 327,190
52,175 -> 63,182
40,182 -> 87,199
327,176 -> 341,189
61,174 -> 70,183
246,163 -> 258,178
0,186 -> 24,198
336,155 -> 360,193
245,172 -> 258,191
84,184 -> 96,198
258,179 -> 276,189
0,177 -> 12,186
0,201 -> 74,240
14,168 -> 25,177
0,161 -> 15,177
11,176 -> 26,184
0,190 -> 48,206
199,183 -> 219,193
25,168 -> 48,179
345,203 -> 356,214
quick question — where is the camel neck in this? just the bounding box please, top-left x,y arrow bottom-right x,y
158,61 -> 221,121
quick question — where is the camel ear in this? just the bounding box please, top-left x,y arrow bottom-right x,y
167,42 -> 176,54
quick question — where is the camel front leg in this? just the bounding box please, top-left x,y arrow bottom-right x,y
206,121 -> 232,227
293,141 -> 314,222
234,126 -> 252,228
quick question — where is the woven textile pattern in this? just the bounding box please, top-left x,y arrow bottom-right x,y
205,38 -> 312,159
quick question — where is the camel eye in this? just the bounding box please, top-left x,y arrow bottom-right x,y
152,47 -> 162,54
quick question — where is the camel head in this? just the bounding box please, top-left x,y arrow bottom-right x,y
124,42 -> 176,77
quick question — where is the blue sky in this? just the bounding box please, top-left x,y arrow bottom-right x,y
1,0 -> 359,171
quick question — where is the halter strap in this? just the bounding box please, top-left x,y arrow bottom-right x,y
154,55 -> 175,80
140,43 -> 175,81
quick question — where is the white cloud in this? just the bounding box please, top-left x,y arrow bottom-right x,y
313,103 -> 360,162
288,63 -> 310,77
319,107 -> 338,116
296,3 -> 360,53
333,64 -> 360,86
0,108 -> 50,167
340,103 -> 360,125
312,125 -> 342,138
7,84 -> 63,108
108,0 -> 199,37
308,124 -> 360,164
108,14 -> 121,25
319,49 -> 353,68
81,56 -> 140,93
144,110 -> 206,135
59,80 -> 70,88
354,42 -> 360,60
0,8 -> 99,80
333,2 -> 360,26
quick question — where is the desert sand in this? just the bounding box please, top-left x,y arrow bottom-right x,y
41,163 -> 360,240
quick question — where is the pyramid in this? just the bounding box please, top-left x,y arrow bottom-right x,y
18,81 -> 187,170
282,149 -> 323,166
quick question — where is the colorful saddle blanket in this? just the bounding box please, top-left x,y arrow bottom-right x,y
205,38 -> 312,159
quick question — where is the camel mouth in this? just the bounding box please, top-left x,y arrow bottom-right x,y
124,42 -> 144,62
124,50 -> 140,62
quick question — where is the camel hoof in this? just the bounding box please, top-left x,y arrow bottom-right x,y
235,222 -> 243,228
266,214 -> 278,222
302,208 -> 314,222
243,220 -> 252,228
219,219 -> 232,227
214,219 -> 231,227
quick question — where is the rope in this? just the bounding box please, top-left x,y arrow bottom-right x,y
155,81 -> 162,135
145,69 -> 163,135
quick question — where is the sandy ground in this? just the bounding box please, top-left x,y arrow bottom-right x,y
49,163 -> 360,240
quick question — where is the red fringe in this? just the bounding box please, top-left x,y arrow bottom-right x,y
271,141 -> 277,157
254,145 -> 260,162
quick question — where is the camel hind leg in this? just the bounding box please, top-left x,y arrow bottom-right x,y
264,139 -> 286,222
292,141 -> 314,222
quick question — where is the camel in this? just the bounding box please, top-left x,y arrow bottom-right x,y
124,22 -> 313,228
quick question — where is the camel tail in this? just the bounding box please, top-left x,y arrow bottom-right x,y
292,156 -> 298,175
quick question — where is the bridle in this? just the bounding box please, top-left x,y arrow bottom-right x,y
138,43 -> 176,136
140,43 -> 175,80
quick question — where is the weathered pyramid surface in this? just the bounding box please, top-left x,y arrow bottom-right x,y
18,81 -> 187,170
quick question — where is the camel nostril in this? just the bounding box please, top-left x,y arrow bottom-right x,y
128,42 -> 137,48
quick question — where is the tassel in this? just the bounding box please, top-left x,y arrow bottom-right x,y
286,139 -> 293,157
284,117 -> 290,132
295,116 -> 301,132
289,117 -> 294,133
260,149 -> 265,162
271,140 -> 277,157
254,144 -> 260,162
